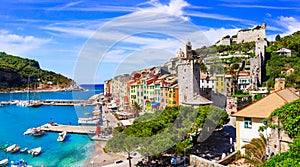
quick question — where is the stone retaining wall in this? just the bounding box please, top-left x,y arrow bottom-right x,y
189,155 -> 224,167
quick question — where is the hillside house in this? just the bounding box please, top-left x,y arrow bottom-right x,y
232,88 -> 299,155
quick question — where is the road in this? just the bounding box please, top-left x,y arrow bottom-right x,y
102,106 -> 119,128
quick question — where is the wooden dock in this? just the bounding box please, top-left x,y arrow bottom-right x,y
39,123 -> 96,135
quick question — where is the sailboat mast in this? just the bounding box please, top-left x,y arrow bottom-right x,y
28,77 -> 30,104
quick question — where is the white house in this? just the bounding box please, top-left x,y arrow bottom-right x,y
232,88 -> 299,154
277,48 -> 292,56
237,71 -> 251,90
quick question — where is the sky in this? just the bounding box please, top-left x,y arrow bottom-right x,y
0,0 -> 300,84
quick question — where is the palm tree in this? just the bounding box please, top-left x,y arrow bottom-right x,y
241,133 -> 267,166
132,101 -> 142,117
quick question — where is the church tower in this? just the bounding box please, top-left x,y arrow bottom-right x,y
178,40 -> 201,105
184,39 -> 193,59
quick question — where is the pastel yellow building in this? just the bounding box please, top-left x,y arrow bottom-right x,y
168,84 -> 178,107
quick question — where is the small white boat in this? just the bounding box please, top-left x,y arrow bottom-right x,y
0,158 -> 8,166
11,145 -> 20,154
57,131 -> 67,142
92,110 -> 101,116
5,144 -> 16,152
28,147 -> 42,156
10,159 -> 33,167
23,128 -> 34,135
20,147 -> 28,153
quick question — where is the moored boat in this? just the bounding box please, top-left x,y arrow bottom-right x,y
78,116 -> 101,125
0,158 -> 8,166
27,101 -> 42,108
23,128 -> 34,135
10,159 -> 32,167
57,131 -> 67,142
0,144 -> 8,150
5,144 -> 16,152
92,110 -> 100,116
28,147 -> 42,156
11,145 -> 20,154
31,128 -> 44,137
20,147 -> 28,153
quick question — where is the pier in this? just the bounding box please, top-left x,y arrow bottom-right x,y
39,123 -> 97,135
41,100 -> 96,106
1,99 -> 98,106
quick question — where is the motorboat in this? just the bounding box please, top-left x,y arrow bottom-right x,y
28,147 -> 41,156
92,110 -> 101,116
0,144 -> 8,150
23,128 -> 34,135
78,116 -> 101,125
5,144 -> 16,152
57,131 -> 67,142
31,128 -> 44,137
10,159 -> 32,167
20,147 -> 28,153
11,145 -> 20,154
27,101 -> 42,108
0,158 -> 8,166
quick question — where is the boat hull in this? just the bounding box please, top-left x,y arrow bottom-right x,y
0,158 -> 8,166
28,147 -> 42,156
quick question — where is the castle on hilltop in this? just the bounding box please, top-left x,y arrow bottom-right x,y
215,23 -> 267,46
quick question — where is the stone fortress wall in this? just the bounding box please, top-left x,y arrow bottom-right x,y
216,23 -> 266,46
237,23 -> 266,43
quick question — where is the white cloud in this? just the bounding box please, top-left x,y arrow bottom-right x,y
275,16 -> 300,36
63,1 -> 82,8
221,4 -> 300,10
186,11 -> 252,23
0,30 -> 51,56
140,0 -> 190,21
51,5 -> 137,12
202,27 -> 240,44
43,26 -> 95,38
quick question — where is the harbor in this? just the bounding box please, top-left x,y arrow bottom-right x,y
0,99 -> 98,107
39,123 -> 97,135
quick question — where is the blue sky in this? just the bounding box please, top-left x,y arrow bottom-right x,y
0,0 -> 299,83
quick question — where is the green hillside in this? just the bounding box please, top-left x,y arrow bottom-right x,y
266,31 -> 300,88
0,52 -> 72,91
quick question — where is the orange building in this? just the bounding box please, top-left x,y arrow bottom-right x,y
168,84 -> 179,107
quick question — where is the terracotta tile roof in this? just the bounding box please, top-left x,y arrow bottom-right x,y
276,88 -> 299,102
232,88 -> 299,118
157,74 -> 170,80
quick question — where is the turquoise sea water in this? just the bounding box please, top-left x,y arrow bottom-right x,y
0,84 -> 103,167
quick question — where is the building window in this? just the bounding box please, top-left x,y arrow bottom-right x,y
244,117 -> 252,129
263,120 -> 268,126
